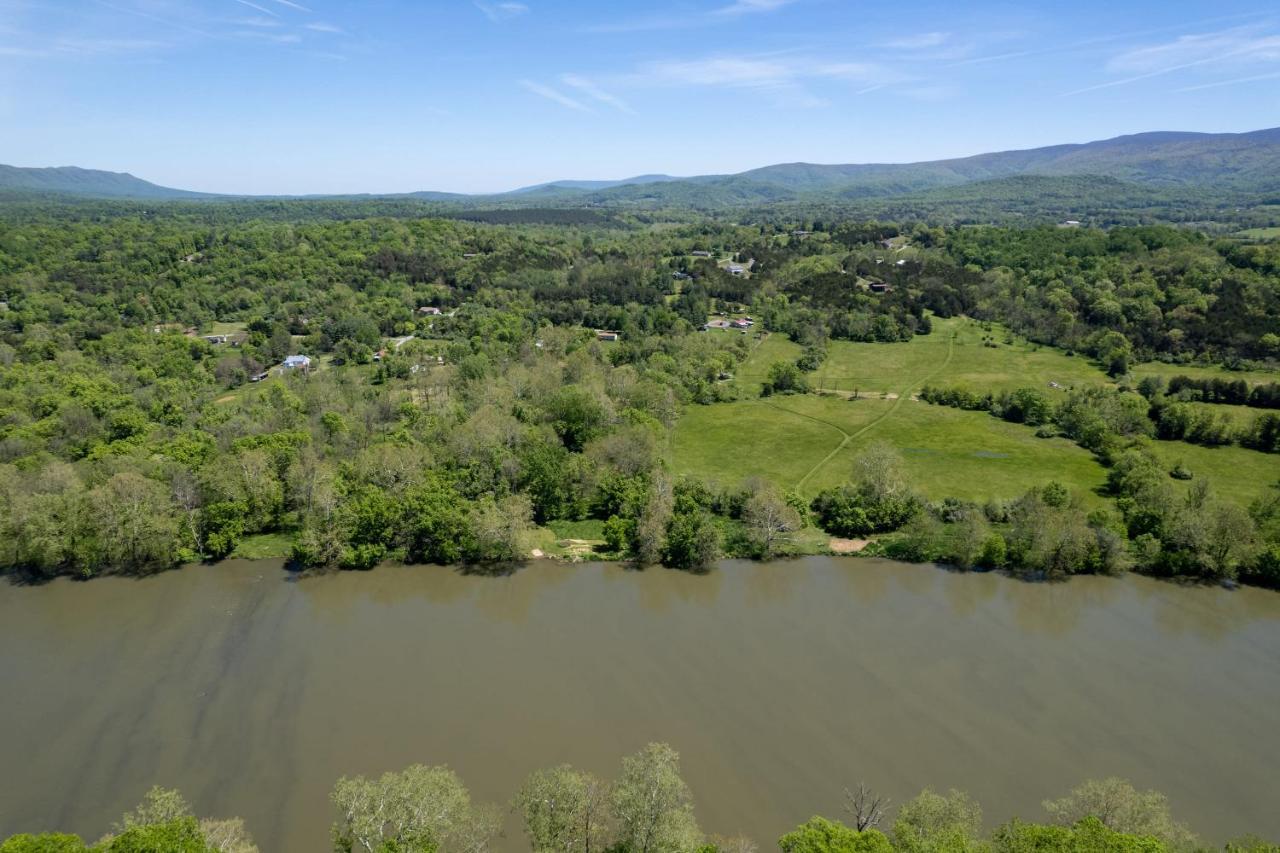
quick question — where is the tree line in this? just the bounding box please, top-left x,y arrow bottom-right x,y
3,744 -> 1275,853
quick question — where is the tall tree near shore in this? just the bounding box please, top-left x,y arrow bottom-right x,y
610,744 -> 702,853
517,765 -> 611,853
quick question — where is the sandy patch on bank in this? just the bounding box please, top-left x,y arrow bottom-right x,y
829,538 -> 870,554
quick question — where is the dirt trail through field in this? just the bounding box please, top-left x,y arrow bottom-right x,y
772,331 -> 956,493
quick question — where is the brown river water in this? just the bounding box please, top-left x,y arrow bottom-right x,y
2,557 -> 1279,851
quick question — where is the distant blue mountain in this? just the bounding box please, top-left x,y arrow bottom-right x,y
5,127 -> 1279,205
0,165 -> 213,199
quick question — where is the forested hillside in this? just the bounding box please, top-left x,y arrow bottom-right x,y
0,202 -> 1277,584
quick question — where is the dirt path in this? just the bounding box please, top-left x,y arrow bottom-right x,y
772,331 -> 956,493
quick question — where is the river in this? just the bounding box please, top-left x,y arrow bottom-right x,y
1,558 -> 1278,851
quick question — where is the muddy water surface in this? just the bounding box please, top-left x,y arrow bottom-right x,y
2,558 -> 1278,851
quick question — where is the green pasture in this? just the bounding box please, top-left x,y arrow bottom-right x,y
808,317 -> 1110,395
673,394 -> 1110,506
673,317 -> 1276,510
1147,441 -> 1279,509
1130,361 -> 1279,388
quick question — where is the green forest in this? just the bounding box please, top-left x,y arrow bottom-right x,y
2,743 -> 1275,853
1,200 -> 1277,584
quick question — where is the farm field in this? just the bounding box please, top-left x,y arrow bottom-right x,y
749,316 -> 1113,397
1147,441 -> 1279,509
1130,360 -> 1279,388
1237,226 -> 1280,239
673,394 -> 1111,505
674,318 -> 1278,509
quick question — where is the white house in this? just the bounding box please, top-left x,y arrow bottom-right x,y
283,355 -> 312,371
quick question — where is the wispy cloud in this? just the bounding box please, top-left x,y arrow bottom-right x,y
885,31 -> 951,50
475,1 -> 529,22
1108,25 -> 1280,73
271,0 -> 312,11
234,29 -> 301,43
1174,68 -> 1280,92
233,0 -> 279,18
632,54 -> 895,101
561,73 -> 634,113
585,0 -> 793,32
712,0 -> 795,17
232,16 -> 281,28
304,21 -> 343,33
519,79 -> 589,111
614,54 -> 902,109
91,0 -> 217,39
1065,24 -> 1280,95
0,36 -> 169,59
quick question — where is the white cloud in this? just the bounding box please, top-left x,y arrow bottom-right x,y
561,74 -> 634,114
1109,25 -> 1280,73
885,31 -> 951,50
475,1 -> 529,22
271,0 -> 312,10
232,0 -> 278,18
233,29 -> 300,43
637,54 -> 892,91
304,21 -> 343,33
1174,68 -> 1280,92
519,79 -> 590,111
233,16 -> 281,28
626,54 -> 896,108
712,0 -> 795,17
1066,26 -> 1280,95
585,0 -> 792,32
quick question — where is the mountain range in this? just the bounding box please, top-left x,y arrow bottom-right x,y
3,127 -> 1279,208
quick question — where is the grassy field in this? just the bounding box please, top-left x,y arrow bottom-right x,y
807,316 -> 1110,395
231,532 -> 294,559
1237,226 -> 1280,239
732,333 -> 803,393
1147,441 -> 1278,509
673,394 -> 1110,506
1130,361 -> 1279,388
672,317 -> 1277,509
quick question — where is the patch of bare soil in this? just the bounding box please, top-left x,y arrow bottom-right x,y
829,538 -> 870,554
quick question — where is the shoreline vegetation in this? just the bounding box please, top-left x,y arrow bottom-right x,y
3,743 -> 1276,853
1,211 -> 1278,590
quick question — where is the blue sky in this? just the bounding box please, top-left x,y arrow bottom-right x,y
2,0 -> 1279,194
